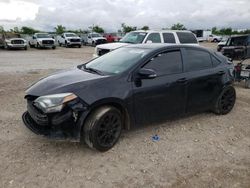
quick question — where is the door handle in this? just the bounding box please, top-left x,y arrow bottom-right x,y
177,78 -> 188,83
217,71 -> 225,75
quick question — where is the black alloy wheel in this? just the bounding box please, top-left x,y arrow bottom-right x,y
214,86 -> 236,115
83,106 -> 122,152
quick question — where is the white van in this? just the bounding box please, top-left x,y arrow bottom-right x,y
94,30 -> 198,57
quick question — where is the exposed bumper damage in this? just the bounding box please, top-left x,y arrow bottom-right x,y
22,96 -> 89,142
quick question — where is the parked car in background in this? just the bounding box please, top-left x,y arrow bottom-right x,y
221,35 -> 250,60
217,37 -> 229,51
103,33 -> 122,43
82,32 -> 107,46
0,32 -> 27,50
22,44 -> 235,151
57,32 -> 81,48
192,30 -> 212,42
94,30 -> 198,57
29,33 -> 56,49
208,34 -> 222,42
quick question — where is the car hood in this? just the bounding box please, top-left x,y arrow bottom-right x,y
37,38 -> 55,41
26,68 -> 108,97
7,38 -> 26,41
92,37 -> 106,41
66,37 -> 81,40
96,42 -> 130,50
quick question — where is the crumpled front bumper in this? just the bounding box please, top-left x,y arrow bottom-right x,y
22,98 -> 89,142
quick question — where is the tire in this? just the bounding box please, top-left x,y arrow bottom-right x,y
24,46 -> 27,50
52,46 -> 56,50
29,42 -> 34,48
78,44 -> 81,48
83,106 -> 123,152
213,39 -> 218,43
36,43 -> 40,49
58,41 -> 62,47
213,86 -> 236,115
245,79 -> 250,89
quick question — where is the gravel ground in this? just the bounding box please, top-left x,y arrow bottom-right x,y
0,44 -> 250,188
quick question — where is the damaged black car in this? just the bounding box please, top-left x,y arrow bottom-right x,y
22,44 -> 236,151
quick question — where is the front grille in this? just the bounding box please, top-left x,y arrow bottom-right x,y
98,48 -> 110,56
70,39 -> 80,42
42,40 -> 54,45
11,40 -> 24,44
27,100 -> 49,126
96,39 -> 107,45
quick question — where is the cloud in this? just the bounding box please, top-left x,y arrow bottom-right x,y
0,0 -> 250,31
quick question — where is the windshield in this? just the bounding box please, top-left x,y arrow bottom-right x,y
65,33 -> 77,37
81,47 -> 150,75
36,34 -> 51,38
120,32 -> 147,44
91,33 -> 102,38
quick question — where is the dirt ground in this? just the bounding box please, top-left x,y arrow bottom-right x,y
0,43 -> 249,188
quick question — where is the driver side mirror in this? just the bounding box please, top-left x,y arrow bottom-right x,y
146,40 -> 153,44
61,35 -> 64,38
138,68 -> 157,79
32,36 -> 36,39
88,36 -> 91,39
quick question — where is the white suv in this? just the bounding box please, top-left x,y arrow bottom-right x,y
94,30 -> 198,57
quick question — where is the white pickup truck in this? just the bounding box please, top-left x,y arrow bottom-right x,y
57,32 -> 81,48
29,33 -> 56,49
94,30 -> 198,57
82,32 -> 107,46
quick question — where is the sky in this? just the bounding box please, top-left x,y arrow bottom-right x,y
0,0 -> 250,32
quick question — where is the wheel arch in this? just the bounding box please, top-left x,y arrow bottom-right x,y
81,98 -> 131,131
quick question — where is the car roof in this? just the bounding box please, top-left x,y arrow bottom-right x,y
230,34 -> 250,38
132,30 -> 193,33
125,43 -> 211,52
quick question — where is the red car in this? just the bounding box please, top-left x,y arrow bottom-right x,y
103,33 -> 122,43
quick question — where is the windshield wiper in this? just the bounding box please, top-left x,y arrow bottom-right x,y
82,64 -> 104,75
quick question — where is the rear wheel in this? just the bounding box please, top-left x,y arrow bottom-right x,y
245,79 -> 250,89
213,86 -> 236,115
83,106 -> 123,152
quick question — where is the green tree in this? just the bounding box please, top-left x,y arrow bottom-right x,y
121,23 -> 137,33
92,25 -> 104,33
171,23 -> 186,30
141,26 -> 149,30
0,26 -> 4,32
54,25 -> 66,34
21,26 -> 39,34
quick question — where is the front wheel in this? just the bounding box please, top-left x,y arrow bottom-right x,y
213,86 -> 236,115
83,106 -> 123,152
52,46 -> 56,50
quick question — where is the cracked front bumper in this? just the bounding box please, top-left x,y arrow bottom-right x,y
22,99 -> 89,142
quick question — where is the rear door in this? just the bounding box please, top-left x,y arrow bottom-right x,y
132,49 -> 187,125
182,48 -> 222,112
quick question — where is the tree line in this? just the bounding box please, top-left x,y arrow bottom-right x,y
1,23 -> 250,35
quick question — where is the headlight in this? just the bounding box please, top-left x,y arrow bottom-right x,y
5,40 -> 11,44
33,93 -> 77,113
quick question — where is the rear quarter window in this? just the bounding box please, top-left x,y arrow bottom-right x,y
184,49 -> 212,71
177,32 -> 198,44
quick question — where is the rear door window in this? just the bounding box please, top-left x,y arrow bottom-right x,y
163,33 -> 176,43
145,33 -> 161,43
177,32 -> 198,44
144,50 -> 183,76
184,49 -> 212,71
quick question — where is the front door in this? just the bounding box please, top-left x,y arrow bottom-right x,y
132,49 -> 187,125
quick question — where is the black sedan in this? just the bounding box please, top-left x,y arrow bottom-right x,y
22,44 -> 236,151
